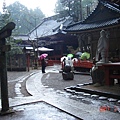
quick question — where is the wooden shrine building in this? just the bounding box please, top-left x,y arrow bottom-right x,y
64,0 -> 120,62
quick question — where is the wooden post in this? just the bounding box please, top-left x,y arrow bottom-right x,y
0,22 -> 15,115
27,53 -> 30,72
0,38 -> 9,113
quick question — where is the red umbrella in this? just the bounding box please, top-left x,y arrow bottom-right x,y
39,53 -> 48,60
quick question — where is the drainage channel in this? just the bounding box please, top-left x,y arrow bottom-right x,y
14,72 -> 37,98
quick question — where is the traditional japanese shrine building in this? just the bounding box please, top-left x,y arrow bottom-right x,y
64,0 -> 120,62
11,0 -> 120,70
12,14 -> 78,69
27,15 -> 78,60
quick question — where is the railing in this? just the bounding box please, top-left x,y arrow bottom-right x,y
98,62 -> 120,86
47,60 -> 61,66
73,60 -> 93,69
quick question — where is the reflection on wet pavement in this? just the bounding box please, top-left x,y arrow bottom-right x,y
1,102 -> 80,120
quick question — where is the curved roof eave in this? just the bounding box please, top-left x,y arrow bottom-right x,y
101,0 -> 120,13
64,0 -> 120,32
64,18 -> 120,33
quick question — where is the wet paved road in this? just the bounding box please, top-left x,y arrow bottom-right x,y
0,67 -> 80,120
7,70 -> 36,98
1,102 -> 80,120
0,65 -> 120,120
41,71 -> 120,114
26,66 -> 120,119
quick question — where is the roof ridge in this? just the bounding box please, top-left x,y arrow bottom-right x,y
70,0 -> 120,25
82,0 -> 120,23
84,17 -> 120,24
100,0 -> 120,13
100,0 -> 120,7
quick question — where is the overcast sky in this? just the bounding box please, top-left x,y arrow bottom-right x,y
1,0 -> 57,16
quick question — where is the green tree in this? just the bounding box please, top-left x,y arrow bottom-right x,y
0,1 -> 12,29
0,2 -> 23,56
7,37 -> 23,55
54,0 -> 64,13
25,7 -> 45,33
82,0 -> 98,19
55,0 -> 98,22
7,1 -> 45,34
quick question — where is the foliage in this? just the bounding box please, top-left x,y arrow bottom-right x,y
0,3 -> 23,55
0,1 -> 45,55
55,0 -> 98,22
0,14 -> 11,29
6,37 -> 23,55
54,0 -> 65,13
7,1 -> 45,34
0,5 -> 12,29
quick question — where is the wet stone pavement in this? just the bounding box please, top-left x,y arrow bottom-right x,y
0,67 -> 80,120
0,65 -> 120,120
7,70 -> 38,98
41,72 -> 120,114
1,102 -> 79,120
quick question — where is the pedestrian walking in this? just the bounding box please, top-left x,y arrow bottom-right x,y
41,58 -> 46,73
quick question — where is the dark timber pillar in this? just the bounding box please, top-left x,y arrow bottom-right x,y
0,22 -> 15,115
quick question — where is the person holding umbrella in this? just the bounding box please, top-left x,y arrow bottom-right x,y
39,53 -> 48,73
41,58 -> 46,73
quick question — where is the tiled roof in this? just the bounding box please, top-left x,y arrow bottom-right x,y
102,1 -> 120,13
13,35 -> 29,41
65,18 -> 120,32
102,0 -> 120,6
28,15 -> 72,40
64,0 -> 120,32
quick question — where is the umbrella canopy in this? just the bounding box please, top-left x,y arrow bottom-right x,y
67,54 -> 74,58
39,53 -> 48,60
61,56 -> 67,62
75,52 -> 83,56
72,58 -> 78,62
35,47 -> 54,52
80,52 -> 90,60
